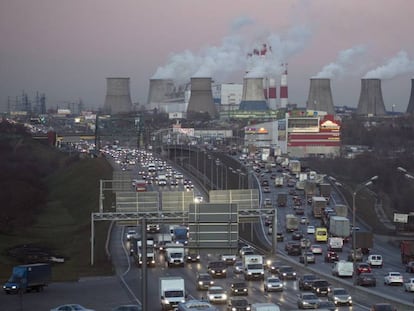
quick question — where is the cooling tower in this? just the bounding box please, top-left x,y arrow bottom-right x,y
147,78 -> 175,105
239,77 -> 269,111
356,79 -> 386,116
187,77 -> 218,118
103,77 -> 132,114
306,78 -> 335,114
406,79 -> 414,114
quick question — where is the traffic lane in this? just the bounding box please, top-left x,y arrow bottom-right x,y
0,276 -> 133,311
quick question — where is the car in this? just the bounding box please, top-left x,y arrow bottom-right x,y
186,251 -> 200,263
287,242 -> 301,256
356,272 -> 376,287
196,272 -> 214,290
266,260 -> 280,274
297,292 -> 320,309
298,274 -> 318,291
111,306 -> 142,311
299,252 -> 316,264
356,263 -> 372,275
306,225 -> 315,234
328,287 -> 352,306
324,251 -> 339,263
126,229 -> 137,240
227,297 -> 251,311
294,206 -> 305,215
278,265 -> 297,280
220,254 -> 237,265
311,279 -> 331,296
239,246 -> 254,257
370,303 -> 397,311
292,230 -> 304,240
230,281 -> 248,296
276,231 -> 284,242
264,214 -> 272,225
406,260 -> 414,273
310,244 -> 323,255
207,286 -> 227,304
404,277 -> 414,292
263,186 -> 271,193
233,261 -> 244,274
367,254 -> 383,268
146,224 -> 160,233
300,216 -> 309,225
316,300 -> 336,311
50,305 -> 95,311
347,249 -> 363,262
264,276 -> 283,292
207,260 -> 227,278
384,272 -> 403,286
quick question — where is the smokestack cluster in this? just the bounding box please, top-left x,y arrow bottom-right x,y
356,79 -> 386,116
187,77 -> 218,118
239,77 -> 269,111
147,78 -> 175,106
103,77 -> 132,114
406,79 -> 414,114
306,78 -> 335,114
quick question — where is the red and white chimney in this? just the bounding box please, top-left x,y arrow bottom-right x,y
268,78 -> 277,110
280,63 -> 288,108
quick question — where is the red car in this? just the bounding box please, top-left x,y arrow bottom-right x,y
324,251 -> 339,263
356,263 -> 372,275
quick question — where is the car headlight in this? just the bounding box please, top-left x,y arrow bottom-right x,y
243,288 -> 247,291
293,272 -> 297,275
232,308 -> 237,311
222,269 -> 226,273
222,294 -> 227,299
246,306 -> 251,311
198,281 -> 203,285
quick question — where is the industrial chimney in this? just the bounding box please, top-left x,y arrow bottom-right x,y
306,78 -> 335,114
406,79 -> 414,114
280,65 -> 288,108
147,78 -> 175,106
239,77 -> 269,111
103,77 -> 132,114
356,78 -> 386,116
187,77 -> 218,118
268,78 -> 277,110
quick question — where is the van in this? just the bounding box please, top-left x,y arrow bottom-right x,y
367,254 -> 383,268
251,302 -> 280,311
332,260 -> 354,277
314,227 -> 328,243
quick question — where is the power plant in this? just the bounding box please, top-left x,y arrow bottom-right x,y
103,77 -> 133,114
239,77 -> 269,111
147,78 -> 175,106
356,78 -> 386,116
186,77 -> 218,118
306,78 -> 335,114
406,79 -> 414,114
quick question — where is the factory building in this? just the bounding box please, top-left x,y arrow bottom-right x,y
212,83 -> 243,112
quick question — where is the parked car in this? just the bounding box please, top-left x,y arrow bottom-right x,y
230,281 -> 248,296
227,297 -> 250,311
207,286 -> 227,304
384,272 -> 404,286
327,287 -> 352,306
264,276 -> 283,292
324,251 -> 339,263
356,263 -> 372,275
298,274 -> 318,291
51,305 -> 95,311
278,265 -> 297,280
299,252 -> 315,264
196,272 -> 214,290
367,254 -> 383,268
406,261 -> 414,273
370,303 -> 397,311
356,272 -> 376,287
297,292 -> 320,309
311,279 -> 331,296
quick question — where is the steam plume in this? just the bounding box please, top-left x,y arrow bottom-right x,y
364,50 -> 414,79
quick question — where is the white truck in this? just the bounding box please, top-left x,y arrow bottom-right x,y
160,276 -> 186,311
332,260 -> 354,277
251,303 -> 280,311
329,216 -> 350,238
285,214 -> 299,232
135,239 -> 155,267
165,243 -> 185,267
274,175 -> 284,187
328,237 -> 344,252
243,254 -> 264,280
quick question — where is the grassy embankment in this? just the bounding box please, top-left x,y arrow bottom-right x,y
0,153 -> 114,282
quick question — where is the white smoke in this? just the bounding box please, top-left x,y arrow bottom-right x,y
364,50 -> 414,79
231,15 -> 255,32
315,45 -> 366,78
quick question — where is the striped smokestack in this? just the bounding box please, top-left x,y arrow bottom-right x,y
268,78 -> 277,110
239,77 -> 269,111
103,77 -> 132,114
306,78 -> 335,114
356,79 -> 386,116
280,66 -> 288,108
187,77 -> 218,118
147,78 -> 175,106
406,79 -> 414,114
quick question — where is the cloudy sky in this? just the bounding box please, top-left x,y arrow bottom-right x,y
1,0 -> 414,113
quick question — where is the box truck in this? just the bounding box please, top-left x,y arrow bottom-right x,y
285,214 -> 299,232
165,243 -> 185,267
243,254 -> 264,280
329,216 -> 350,238
160,276 -> 186,310
3,263 -> 51,294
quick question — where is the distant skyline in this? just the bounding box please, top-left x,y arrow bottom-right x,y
1,0 -> 414,113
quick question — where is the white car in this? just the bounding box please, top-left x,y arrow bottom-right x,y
300,216 -> 309,225
404,278 -> 414,292
51,304 -> 95,311
264,276 -> 284,292
307,225 -> 315,234
384,272 -> 404,286
207,286 -> 227,304
310,244 -> 323,255
126,229 -> 137,240
367,254 -> 383,268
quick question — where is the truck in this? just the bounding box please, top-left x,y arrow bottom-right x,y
285,214 -> 299,232
243,254 -> 264,280
354,231 -> 373,253
304,180 -> 317,200
160,276 -> 186,311
277,192 -> 287,207
334,204 -> 348,217
3,263 -> 51,294
312,196 -> 327,218
288,159 -> 301,175
274,175 -> 284,187
329,216 -> 350,238
332,260 -> 354,277
173,226 -> 189,245
328,237 -> 344,252
401,240 -> 414,264
319,183 -> 332,203
251,303 -> 281,311
165,243 -> 185,267
134,238 -> 155,267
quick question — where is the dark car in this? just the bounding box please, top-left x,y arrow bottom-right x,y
230,281 -> 248,296
324,251 -> 339,263
112,305 -> 142,311
311,279 -> 331,296
356,272 -> 376,287
298,274 -> 318,291
278,265 -> 297,280
287,242 -> 301,256
276,232 -> 284,242
316,300 -> 336,311
292,230 -> 304,240
207,260 -> 227,278
295,206 -> 305,215
196,272 -> 214,290
186,252 -> 200,263
227,297 -> 250,311
299,252 -> 316,264
266,260 -> 280,274
297,292 -> 320,309
370,303 -> 397,311
406,261 -> 414,273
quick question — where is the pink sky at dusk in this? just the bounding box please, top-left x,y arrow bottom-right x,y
1,0 -> 414,112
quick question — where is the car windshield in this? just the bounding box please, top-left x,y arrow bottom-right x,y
268,278 -> 280,282
334,289 -> 347,295
165,290 -> 184,298
303,293 -> 318,299
233,299 -> 248,306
